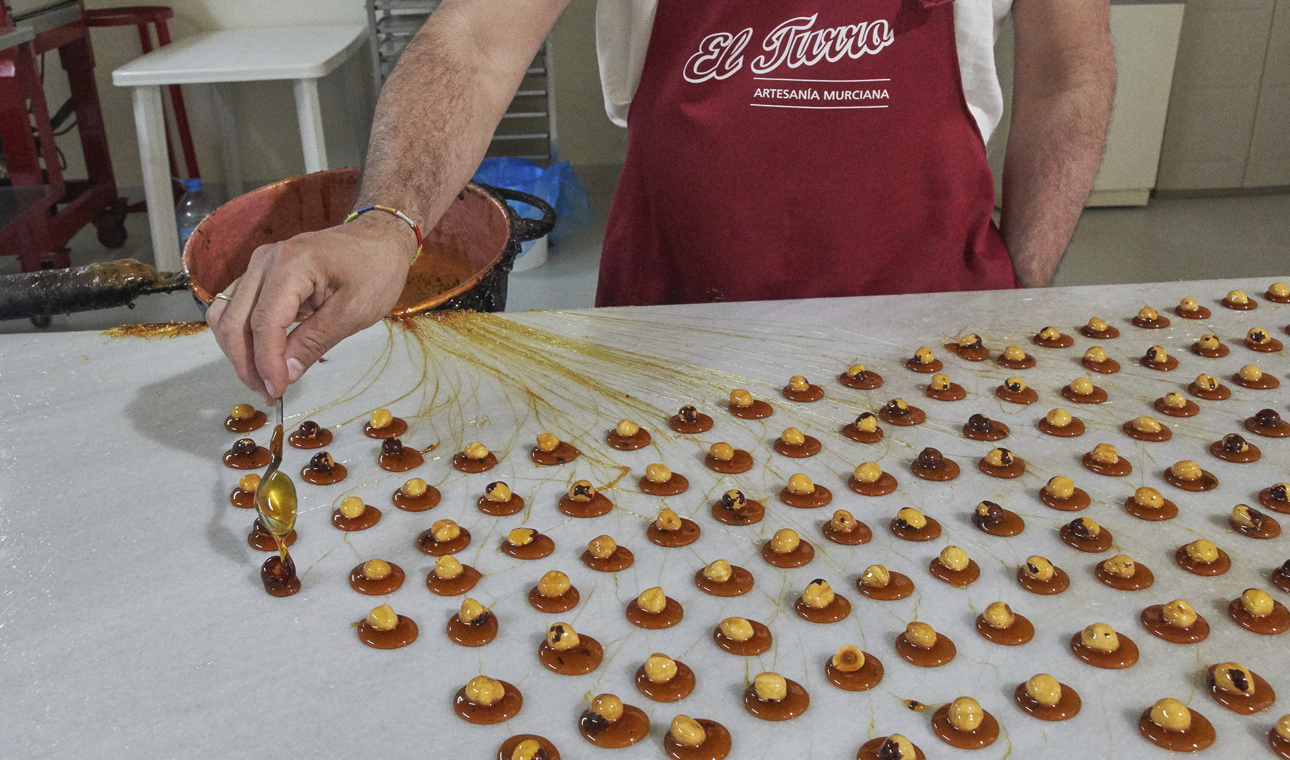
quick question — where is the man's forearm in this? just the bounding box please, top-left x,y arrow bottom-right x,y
1000,0 -> 1115,288
357,0 -> 570,229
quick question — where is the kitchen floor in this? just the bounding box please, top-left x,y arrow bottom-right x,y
1,167 -> 1287,335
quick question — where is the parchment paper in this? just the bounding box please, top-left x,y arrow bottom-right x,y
2,278 -> 1287,759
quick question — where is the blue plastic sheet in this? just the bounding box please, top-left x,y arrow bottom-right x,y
471,157 -> 593,247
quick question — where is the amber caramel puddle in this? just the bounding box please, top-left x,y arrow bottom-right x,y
103,321 -> 209,340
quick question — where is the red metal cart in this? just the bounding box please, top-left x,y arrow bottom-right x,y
1,0 -> 127,281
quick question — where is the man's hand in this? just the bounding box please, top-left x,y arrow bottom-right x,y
205,0 -> 571,401
205,214 -> 413,405
1001,0 -> 1116,287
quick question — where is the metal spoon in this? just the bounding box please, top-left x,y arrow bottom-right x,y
253,397 -> 298,560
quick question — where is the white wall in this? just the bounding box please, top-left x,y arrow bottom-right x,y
550,0 -> 628,165
1157,0 -> 1290,189
42,0 -> 625,198
989,4 -> 1187,207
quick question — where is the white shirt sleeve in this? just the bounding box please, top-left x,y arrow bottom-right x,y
596,0 -> 659,127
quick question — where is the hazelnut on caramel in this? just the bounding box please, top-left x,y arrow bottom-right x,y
769,528 -> 801,554
1023,556 -> 1056,581
1047,408 -> 1073,427
719,617 -> 754,642
948,697 -> 985,732
655,509 -> 682,532
1025,674 -> 1063,707
1149,698 -> 1192,731
982,602 -> 1016,629
1212,663 -> 1256,696
853,413 -> 879,433
894,507 -> 926,530
905,621 -> 938,649
587,693 -> 625,725
827,510 -> 856,534
645,464 -> 672,483
1045,476 -> 1075,499
832,645 -> 866,672
702,559 -> 733,583
537,571 -> 571,598
434,555 -> 464,580
636,587 -> 667,614
432,519 -> 461,542
1079,622 -> 1120,653
588,535 -> 617,559
1240,588 -> 1275,617
545,622 -> 580,651
507,528 -> 535,547
801,579 -> 835,609
854,463 -> 883,483
1135,487 -> 1164,509
367,604 -> 399,631
1163,599 -> 1198,628
339,497 -> 366,519
709,442 -> 735,461
669,716 -> 706,748
860,564 -> 891,588
752,672 -> 787,702
644,653 -> 678,683
938,546 -> 971,571
786,474 -> 815,494
1102,555 -> 1136,578
458,597 -> 490,625
1089,443 -> 1120,464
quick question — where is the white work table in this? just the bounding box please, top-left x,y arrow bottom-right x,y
2,279 -> 1288,759
111,24 -> 367,273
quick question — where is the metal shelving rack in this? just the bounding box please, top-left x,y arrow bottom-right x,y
366,0 -> 557,165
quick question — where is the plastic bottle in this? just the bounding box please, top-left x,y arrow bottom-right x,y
176,178 -> 214,252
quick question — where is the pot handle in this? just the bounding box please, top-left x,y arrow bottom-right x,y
480,184 -> 557,243
0,260 -> 187,321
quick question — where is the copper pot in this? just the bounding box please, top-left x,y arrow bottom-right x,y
184,168 -> 554,315
0,168 -> 555,320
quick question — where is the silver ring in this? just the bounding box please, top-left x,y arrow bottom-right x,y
214,292 -> 232,302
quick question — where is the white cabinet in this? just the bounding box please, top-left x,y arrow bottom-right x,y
990,1 -> 1187,206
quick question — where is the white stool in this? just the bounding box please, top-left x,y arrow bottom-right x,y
112,24 -> 367,272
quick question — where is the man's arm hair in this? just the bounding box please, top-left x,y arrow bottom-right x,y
358,0 -> 573,225
1000,0 -> 1115,287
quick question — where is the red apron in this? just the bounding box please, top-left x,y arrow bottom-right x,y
596,0 -> 1017,307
